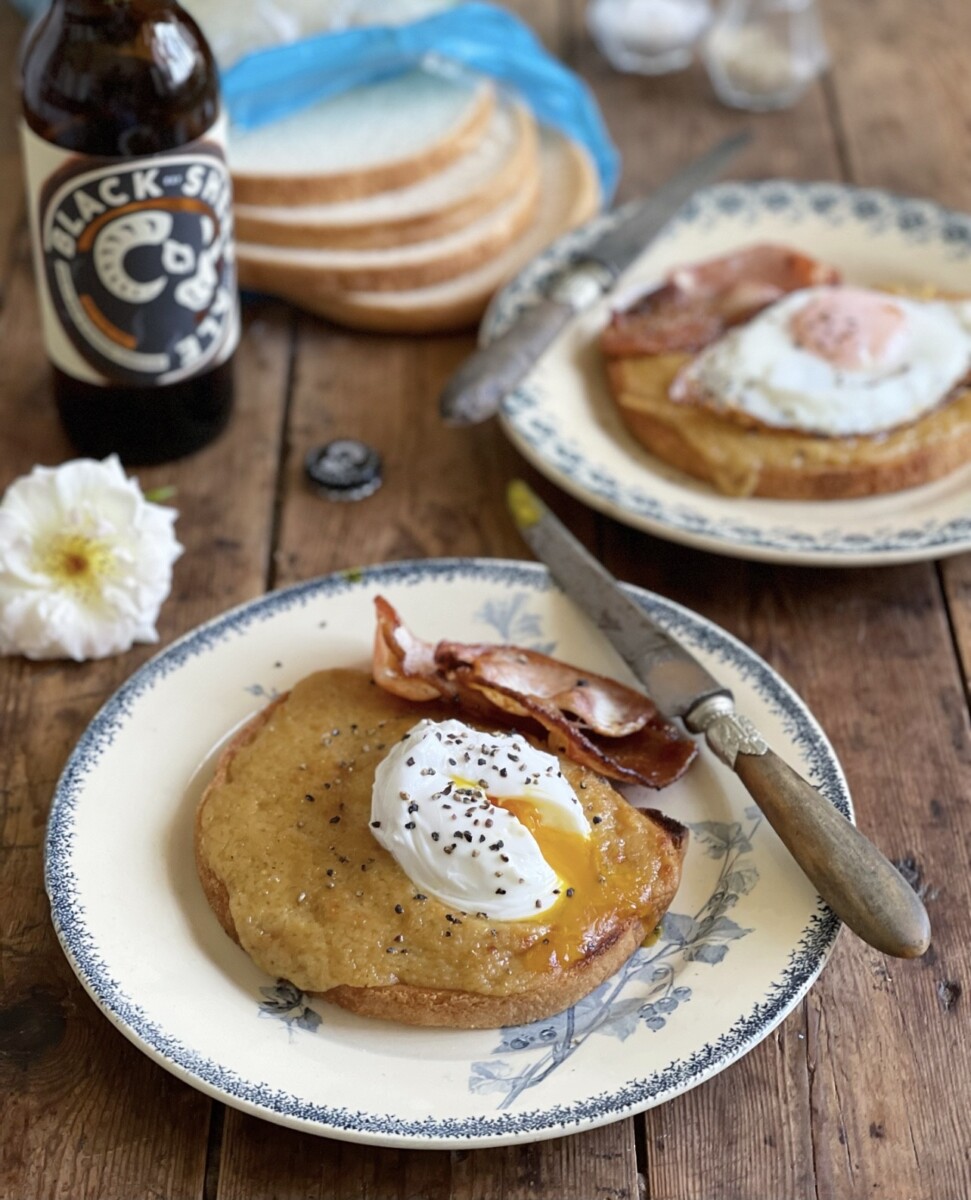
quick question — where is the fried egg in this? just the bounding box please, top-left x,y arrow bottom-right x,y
671,286 -> 971,437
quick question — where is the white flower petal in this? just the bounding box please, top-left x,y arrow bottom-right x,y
0,456 -> 182,662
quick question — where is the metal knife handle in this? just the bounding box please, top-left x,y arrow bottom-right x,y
440,299 -> 574,427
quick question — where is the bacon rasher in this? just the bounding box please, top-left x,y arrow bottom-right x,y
601,243 -> 841,359
373,597 -> 696,790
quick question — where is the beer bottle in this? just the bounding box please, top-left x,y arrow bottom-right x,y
19,0 -> 239,464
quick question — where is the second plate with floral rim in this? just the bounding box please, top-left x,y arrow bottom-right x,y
484,180 -> 971,566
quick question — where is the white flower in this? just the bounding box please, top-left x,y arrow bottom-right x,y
0,456 -> 183,662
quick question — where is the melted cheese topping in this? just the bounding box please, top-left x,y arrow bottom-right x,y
196,670 -> 684,997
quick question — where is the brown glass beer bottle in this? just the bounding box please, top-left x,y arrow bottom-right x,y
19,0 -> 239,464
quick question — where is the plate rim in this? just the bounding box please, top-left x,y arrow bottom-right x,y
45,557 -> 849,1147
486,178 -> 971,567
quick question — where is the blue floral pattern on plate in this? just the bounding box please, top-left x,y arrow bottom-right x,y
469,810 -> 762,1108
258,981 -> 322,1036
475,591 -> 557,654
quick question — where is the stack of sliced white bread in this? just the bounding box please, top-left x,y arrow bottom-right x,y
229,69 -> 601,333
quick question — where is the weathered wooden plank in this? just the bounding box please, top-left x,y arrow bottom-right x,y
821,0 -> 971,209
943,560 -> 971,686
785,566 -> 971,1200
450,1127 -> 640,1200
216,1117 -> 454,1200
0,6 -> 26,299
216,1112 -> 641,1200
271,320 -> 598,582
805,1 -> 971,1194
642,1020 -> 816,1200
828,0 -> 971,721
0,172 -> 295,1197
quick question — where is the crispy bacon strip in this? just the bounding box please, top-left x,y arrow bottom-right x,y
373,596 -> 499,721
435,644 -> 659,738
372,597 -> 696,789
601,243 -> 841,358
373,595 -> 444,702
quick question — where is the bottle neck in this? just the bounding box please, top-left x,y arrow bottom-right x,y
51,0 -> 183,16
55,0 -> 128,11
22,0 -> 218,155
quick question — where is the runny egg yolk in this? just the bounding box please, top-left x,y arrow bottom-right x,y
494,795 -> 650,972
371,721 -> 665,947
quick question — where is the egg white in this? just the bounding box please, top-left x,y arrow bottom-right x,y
370,719 -> 589,921
675,287 -> 971,437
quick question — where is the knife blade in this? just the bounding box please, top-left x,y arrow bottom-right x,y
507,480 -> 931,960
439,131 -> 751,428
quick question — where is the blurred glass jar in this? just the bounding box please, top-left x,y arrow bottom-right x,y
702,0 -> 829,110
587,0 -> 713,75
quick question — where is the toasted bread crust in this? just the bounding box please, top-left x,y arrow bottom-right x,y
321,918 -> 649,1028
194,697 -> 288,945
196,684 -> 685,1029
607,354 -> 971,500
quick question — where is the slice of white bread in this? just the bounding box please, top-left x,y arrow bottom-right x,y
229,69 -> 495,206
237,148 -> 541,293
246,130 -> 600,333
234,100 -> 538,250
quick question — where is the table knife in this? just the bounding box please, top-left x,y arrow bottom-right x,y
507,480 -> 931,960
439,131 -> 751,427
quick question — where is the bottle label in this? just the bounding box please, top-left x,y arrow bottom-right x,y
20,116 -> 240,387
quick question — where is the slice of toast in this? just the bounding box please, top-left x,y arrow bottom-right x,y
608,351 -> 971,500
195,669 -> 686,1029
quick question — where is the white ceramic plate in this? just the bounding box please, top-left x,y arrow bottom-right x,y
484,181 -> 971,566
46,560 -> 848,1148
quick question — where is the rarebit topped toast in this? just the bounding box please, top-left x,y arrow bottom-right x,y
195,668 -> 687,1029
602,245 -> 971,499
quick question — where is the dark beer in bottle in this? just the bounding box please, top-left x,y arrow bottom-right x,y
19,0 -> 239,464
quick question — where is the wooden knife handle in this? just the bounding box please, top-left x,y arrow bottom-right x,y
439,299 -> 575,426
734,748 -> 931,958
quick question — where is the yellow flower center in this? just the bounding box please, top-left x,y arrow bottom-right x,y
35,531 -> 119,598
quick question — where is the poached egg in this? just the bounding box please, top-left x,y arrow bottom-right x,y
370,719 -> 591,921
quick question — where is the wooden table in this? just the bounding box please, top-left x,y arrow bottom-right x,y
2,1 -> 970,1197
